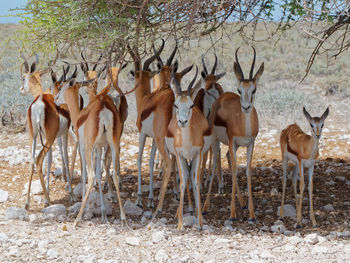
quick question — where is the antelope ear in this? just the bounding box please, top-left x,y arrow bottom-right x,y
253,62 -> 264,83
201,71 -> 206,79
321,107 -> 329,121
157,62 -> 162,71
303,106 -> 312,122
80,63 -> 87,74
51,70 -> 57,83
69,79 -> 75,87
233,62 -> 243,82
216,72 -> 226,81
30,61 -> 36,73
172,60 -> 179,73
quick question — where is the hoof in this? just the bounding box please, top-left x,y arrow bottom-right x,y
296,224 -> 302,229
229,217 -> 237,222
202,211 -> 208,216
152,210 -> 161,219
312,225 -> 318,229
197,226 -> 202,231
241,206 -> 247,210
24,203 -> 30,211
147,199 -> 155,209
248,218 -> 256,222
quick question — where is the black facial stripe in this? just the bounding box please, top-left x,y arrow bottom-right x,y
190,104 -> 194,109
174,104 -> 178,109
252,89 -> 256,94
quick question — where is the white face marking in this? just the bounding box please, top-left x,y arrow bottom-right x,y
20,74 -> 30,95
308,119 -> 325,139
238,82 -> 256,113
174,96 -> 194,128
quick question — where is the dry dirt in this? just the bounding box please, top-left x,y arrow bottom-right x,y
0,123 -> 349,262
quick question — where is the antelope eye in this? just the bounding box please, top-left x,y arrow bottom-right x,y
321,124 -> 324,128
174,104 -> 178,109
238,90 -> 241,95
252,89 -> 256,94
190,104 -> 194,109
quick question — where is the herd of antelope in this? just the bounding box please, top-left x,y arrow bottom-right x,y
19,40 -> 329,230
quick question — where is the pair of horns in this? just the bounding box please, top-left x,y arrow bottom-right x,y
21,54 -> 39,74
235,46 -> 256,80
153,39 -> 177,67
172,65 -> 198,96
81,52 -> 103,72
201,54 -> 217,75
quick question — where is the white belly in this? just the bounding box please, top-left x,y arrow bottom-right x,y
214,126 -> 229,145
233,136 -> 255,147
141,112 -> 154,137
285,151 -> 315,168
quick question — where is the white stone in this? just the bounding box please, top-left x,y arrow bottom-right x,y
154,249 -> 168,262
125,236 -> 140,246
0,189 -> 8,203
42,204 -> 66,217
6,207 -> 28,220
271,224 -> 286,233
7,246 -> 20,257
283,244 -> 296,252
277,204 -> 296,219
143,211 -> 152,218
344,244 -> 350,254
68,202 -> 81,217
322,204 -> 334,212
304,233 -> 319,245
259,249 -> 274,259
22,180 -> 43,195
152,230 -> 165,244
270,188 -> 278,196
311,245 -> 327,254
0,232 -> 9,243
38,240 -> 49,254
86,191 -> 113,216
141,216 -> 147,224
214,238 -> 231,244
47,248 -> 59,259
124,199 -> 143,216
183,215 -> 196,227
33,195 -> 42,204
73,183 -> 83,199
288,235 -> 302,245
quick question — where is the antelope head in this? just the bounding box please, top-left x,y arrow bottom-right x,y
233,47 -> 264,113
153,40 -> 178,85
303,107 -> 329,140
19,54 -> 39,95
170,65 -> 202,128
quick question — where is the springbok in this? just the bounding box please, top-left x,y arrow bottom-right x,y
55,63 -> 129,226
280,107 -> 329,228
165,66 -> 211,230
20,55 -> 75,209
137,62 -> 194,214
203,47 -> 264,222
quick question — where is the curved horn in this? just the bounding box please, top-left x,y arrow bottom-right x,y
201,55 -> 208,76
235,47 -> 244,80
92,53 -> 103,71
67,65 -> 78,82
152,42 -> 164,66
127,44 -> 141,71
81,51 -> 89,71
211,54 -> 217,75
171,66 -> 181,95
30,54 -> 39,73
144,39 -> 165,71
166,43 -> 177,66
21,54 -> 29,73
249,46 -> 256,80
187,66 -> 198,95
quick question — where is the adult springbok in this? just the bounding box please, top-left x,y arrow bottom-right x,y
203,47 -> 264,222
55,63 -> 129,226
20,55 -> 75,209
280,107 -> 329,228
165,66 -> 211,230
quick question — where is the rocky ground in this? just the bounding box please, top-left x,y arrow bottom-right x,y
0,124 -> 349,262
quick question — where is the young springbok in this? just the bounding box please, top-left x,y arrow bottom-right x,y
203,47 -> 264,222
20,55 -> 74,209
280,107 -> 329,228
165,66 -> 211,230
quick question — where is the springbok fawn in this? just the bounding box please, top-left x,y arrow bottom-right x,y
165,66 -> 211,230
280,107 -> 329,228
203,47 -> 264,222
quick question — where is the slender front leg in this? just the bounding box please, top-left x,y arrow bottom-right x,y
203,140 -> 218,214
232,143 -> 246,209
308,164 -> 317,227
291,165 -> 299,212
217,144 -> 223,194
45,148 -> 52,197
280,157 -> 288,219
148,138 -> 157,208
70,141 -> 79,183
297,159 -> 304,227
246,142 -> 255,221
79,140 -> 87,200
194,152 -> 204,229
176,155 -> 188,230
136,134 -> 146,208
62,133 -> 74,202
228,139 -> 237,221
